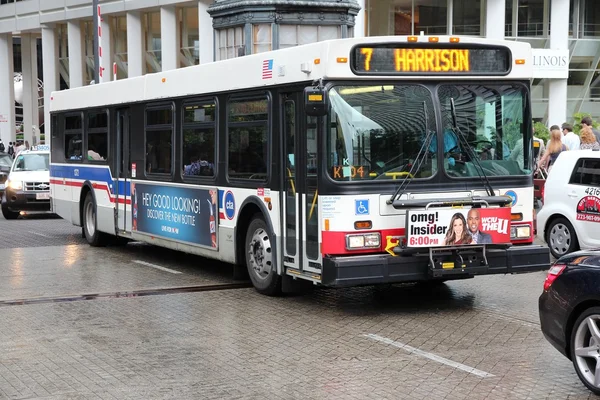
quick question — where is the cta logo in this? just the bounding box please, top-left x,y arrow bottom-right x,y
224,190 -> 235,220
505,190 -> 518,207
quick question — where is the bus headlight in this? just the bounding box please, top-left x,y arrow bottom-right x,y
346,233 -> 381,250
7,180 -> 22,190
511,225 -> 531,239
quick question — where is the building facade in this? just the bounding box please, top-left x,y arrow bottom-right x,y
0,0 -> 597,144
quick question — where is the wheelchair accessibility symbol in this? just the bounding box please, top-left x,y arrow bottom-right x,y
355,199 -> 370,215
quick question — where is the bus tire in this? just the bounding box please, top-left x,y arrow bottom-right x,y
245,215 -> 281,296
83,192 -> 107,247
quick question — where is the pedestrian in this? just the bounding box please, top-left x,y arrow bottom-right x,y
538,125 -> 567,172
581,116 -> 600,144
0,139 -> 4,153
24,140 -> 30,151
561,122 -> 580,151
7,141 -> 14,158
580,125 -> 600,150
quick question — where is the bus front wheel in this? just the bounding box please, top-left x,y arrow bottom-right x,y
245,215 -> 281,296
83,192 -> 107,247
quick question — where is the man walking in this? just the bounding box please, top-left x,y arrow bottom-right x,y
467,208 -> 492,244
561,123 -> 580,150
582,116 -> 600,144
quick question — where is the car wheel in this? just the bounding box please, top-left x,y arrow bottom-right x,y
1,199 -> 19,220
83,192 -> 107,247
245,214 -> 281,296
546,217 -> 579,259
571,307 -> 600,395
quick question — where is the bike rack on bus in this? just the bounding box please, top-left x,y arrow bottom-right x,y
391,197 -> 514,275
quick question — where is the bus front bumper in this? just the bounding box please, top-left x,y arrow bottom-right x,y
321,245 -> 550,287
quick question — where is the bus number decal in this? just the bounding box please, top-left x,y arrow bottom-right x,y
332,165 -> 366,179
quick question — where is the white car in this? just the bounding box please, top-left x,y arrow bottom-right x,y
537,149 -> 600,258
1,146 -> 51,219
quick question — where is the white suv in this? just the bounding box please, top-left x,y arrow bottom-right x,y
537,149 -> 600,258
1,146 -> 51,219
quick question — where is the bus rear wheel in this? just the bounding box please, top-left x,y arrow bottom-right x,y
83,192 -> 107,247
245,215 -> 281,296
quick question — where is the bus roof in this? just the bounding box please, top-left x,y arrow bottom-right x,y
50,35 -> 533,112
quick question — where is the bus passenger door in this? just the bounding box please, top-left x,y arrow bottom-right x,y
115,108 -> 130,233
281,93 -> 321,277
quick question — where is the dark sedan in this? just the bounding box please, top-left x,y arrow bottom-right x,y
539,250 -> 600,395
0,152 -> 12,196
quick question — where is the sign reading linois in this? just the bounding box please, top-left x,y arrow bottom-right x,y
532,49 -> 569,79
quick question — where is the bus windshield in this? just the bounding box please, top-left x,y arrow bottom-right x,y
326,83 -> 531,182
326,84 -> 437,181
438,83 -> 531,178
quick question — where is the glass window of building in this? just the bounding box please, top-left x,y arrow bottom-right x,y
144,11 -> 162,73
112,16 -> 128,79
365,0 -> 447,36
253,24 -> 272,54
216,27 -> 245,61
83,21 -> 95,84
453,0 -> 481,36
180,7 -> 200,67
517,0 -> 546,37
279,25 -> 340,49
584,0 -> 600,37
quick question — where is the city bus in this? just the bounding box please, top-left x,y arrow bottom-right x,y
49,35 -> 550,295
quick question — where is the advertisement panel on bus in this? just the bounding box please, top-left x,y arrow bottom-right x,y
132,182 -> 218,248
406,207 -> 511,247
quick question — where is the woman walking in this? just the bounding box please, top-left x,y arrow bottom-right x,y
538,125 -> 567,172
580,125 -> 600,150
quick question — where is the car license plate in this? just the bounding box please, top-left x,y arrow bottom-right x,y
0,183 -> 4,190
36,192 -> 50,200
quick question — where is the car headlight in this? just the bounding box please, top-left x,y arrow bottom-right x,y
7,180 -> 22,190
346,233 -> 381,250
510,225 -> 531,239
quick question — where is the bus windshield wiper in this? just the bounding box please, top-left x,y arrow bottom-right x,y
449,98 -> 495,197
388,101 -> 435,204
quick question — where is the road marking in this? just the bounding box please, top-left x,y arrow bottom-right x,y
133,260 -> 182,274
28,231 -> 54,238
364,333 -> 495,378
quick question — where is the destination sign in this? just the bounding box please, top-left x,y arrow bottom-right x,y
351,45 -> 511,75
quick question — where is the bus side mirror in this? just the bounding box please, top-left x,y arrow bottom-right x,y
304,87 -> 328,117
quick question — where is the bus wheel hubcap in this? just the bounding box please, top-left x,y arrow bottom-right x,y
248,227 -> 272,280
85,201 -> 95,237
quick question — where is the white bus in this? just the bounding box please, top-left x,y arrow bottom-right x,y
49,35 -> 550,295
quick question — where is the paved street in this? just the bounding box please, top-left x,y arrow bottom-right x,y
0,215 -> 593,399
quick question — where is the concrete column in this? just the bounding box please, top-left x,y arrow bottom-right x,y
511,0 -> 518,37
485,0 -> 505,39
21,33 -> 39,146
42,25 -> 59,140
67,21 -> 84,88
127,11 -> 144,77
0,33 -> 15,144
198,0 -> 213,64
161,6 -> 178,71
447,0 -> 453,35
100,16 -> 113,82
548,0 -> 570,125
354,0 -> 365,37
369,0 -> 390,36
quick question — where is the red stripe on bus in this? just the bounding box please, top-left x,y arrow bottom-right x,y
321,229 -> 405,256
50,179 -> 131,205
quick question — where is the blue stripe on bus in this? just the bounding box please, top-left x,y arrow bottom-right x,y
50,165 -> 131,196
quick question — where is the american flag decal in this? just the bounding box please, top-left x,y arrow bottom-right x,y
262,59 -> 273,79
